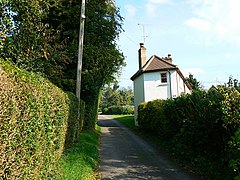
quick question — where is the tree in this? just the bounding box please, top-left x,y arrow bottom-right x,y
227,76 -> 240,92
1,0 -> 125,129
100,83 -> 134,111
0,0 -> 13,52
186,73 -> 202,91
1,0 -> 65,78
119,87 -> 134,106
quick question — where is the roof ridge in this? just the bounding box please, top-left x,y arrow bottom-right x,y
131,54 -> 179,81
154,55 -> 177,67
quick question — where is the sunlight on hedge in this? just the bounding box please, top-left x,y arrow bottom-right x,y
137,87 -> 240,178
0,59 -> 83,179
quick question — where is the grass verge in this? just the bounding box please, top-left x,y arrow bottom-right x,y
57,126 -> 101,180
113,115 -> 136,129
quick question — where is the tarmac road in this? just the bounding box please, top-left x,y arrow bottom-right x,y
98,115 -> 197,180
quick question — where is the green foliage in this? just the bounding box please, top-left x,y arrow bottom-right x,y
100,83 -> 134,114
81,0 -> 125,129
0,59 -> 68,178
0,59 -> 85,179
0,0 -> 13,51
57,129 -> 101,180
227,76 -> 240,92
100,83 -> 134,113
102,105 -> 134,115
64,93 -> 85,148
1,0 -> 125,130
186,73 -> 202,91
137,87 -> 240,178
220,87 -> 240,177
1,0 -> 63,76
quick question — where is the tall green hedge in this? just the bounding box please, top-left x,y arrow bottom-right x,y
137,87 -> 240,178
0,59 -> 84,179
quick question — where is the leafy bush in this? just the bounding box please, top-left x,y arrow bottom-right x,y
0,59 -> 84,179
137,87 -> 240,178
102,105 -> 134,115
220,87 -> 240,177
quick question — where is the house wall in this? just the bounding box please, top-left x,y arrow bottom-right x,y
170,71 -> 179,98
133,70 -> 191,125
143,72 -> 169,101
184,83 -> 191,94
133,74 -> 145,122
170,71 -> 191,97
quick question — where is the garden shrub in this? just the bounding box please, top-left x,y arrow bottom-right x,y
138,100 -> 165,134
0,59 -> 84,179
220,87 -> 240,177
137,87 -> 240,178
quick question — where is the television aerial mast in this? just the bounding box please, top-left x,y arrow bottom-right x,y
138,23 -> 148,43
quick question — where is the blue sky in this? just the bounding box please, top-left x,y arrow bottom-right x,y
115,0 -> 240,89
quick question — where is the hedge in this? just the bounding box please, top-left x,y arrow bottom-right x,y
137,87 -> 240,178
0,59 -> 84,179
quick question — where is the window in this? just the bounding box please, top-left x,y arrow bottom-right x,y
161,73 -> 167,83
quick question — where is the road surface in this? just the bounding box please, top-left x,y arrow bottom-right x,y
98,115 -> 197,180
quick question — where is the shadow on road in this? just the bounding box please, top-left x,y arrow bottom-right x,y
97,119 -> 119,128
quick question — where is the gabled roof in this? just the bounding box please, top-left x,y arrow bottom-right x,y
130,55 -> 178,81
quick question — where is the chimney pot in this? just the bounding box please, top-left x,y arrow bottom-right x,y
167,54 -> 172,63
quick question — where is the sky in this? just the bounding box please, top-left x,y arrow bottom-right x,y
115,0 -> 240,89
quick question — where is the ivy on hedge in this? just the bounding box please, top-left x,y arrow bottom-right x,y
0,59 -> 84,179
137,87 -> 240,178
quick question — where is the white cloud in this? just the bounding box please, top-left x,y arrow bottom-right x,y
146,0 -> 173,17
146,4 -> 156,17
224,53 -> 240,60
184,18 -> 211,31
184,0 -> 240,45
124,4 -> 137,18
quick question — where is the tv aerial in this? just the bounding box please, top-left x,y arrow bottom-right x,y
138,23 -> 149,43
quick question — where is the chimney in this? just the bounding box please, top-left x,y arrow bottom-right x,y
138,43 -> 146,69
167,54 -> 172,63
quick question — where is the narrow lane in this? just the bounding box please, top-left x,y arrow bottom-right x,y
98,115 -> 197,180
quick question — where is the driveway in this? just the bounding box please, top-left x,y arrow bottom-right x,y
98,115 -> 197,180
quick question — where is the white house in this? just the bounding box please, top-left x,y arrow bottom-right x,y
131,43 -> 192,122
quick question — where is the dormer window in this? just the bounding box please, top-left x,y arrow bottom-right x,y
161,73 -> 167,83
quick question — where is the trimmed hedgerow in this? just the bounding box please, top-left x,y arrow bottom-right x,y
137,87 -> 240,178
0,59 -> 83,179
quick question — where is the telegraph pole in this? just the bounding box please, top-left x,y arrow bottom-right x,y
76,0 -> 86,100
75,0 -> 85,140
